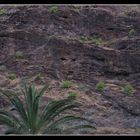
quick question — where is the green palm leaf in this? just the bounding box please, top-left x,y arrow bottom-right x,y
42,115 -> 87,134
64,124 -> 96,131
0,89 -> 28,124
0,110 -> 21,126
40,98 -> 75,122
0,82 -> 95,134
5,128 -> 21,134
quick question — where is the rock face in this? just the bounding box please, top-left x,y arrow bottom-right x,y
0,5 -> 140,79
46,37 -> 140,80
0,5 -> 140,134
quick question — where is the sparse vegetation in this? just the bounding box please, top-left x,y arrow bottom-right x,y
15,51 -> 24,59
0,82 -> 95,134
72,6 -> 81,14
128,29 -> 135,37
79,36 -> 105,46
8,73 -> 17,80
96,81 -> 106,92
34,73 -> 43,81
123,84 -> 134,96
0,5 -> 140,135
68,92 -> 77,99
124,10 -> 138,17
62,80 -> 72,89
72,9 -> 80,14
49,6 -> 59,13
80,36 -> 89,44
0,8 -> 6,16
91,36 -> 104,46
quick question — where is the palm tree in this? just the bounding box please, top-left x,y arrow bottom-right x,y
0,82 -> 95,134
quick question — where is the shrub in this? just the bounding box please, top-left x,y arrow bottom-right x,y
62,80 -> 72,89
8,73 -> 16,80
96,81 -> 106,92
49,6 -> 59,13
0,8 -> 6,16
79,36 -> 105,45
124,10 -> 138,17
72,6 -> 80,14
68,92 -> 77,99
35,73 -> 43,81
91,37 -> 103,46
128,29 -> 135,37
0,82 -> 95,134
15,51 -> 24,59
123,84 -> 134,96
80,36 -> 89,44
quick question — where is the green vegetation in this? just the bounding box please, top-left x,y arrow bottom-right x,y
124,11 -> 130,16
79,36 -> 105,45
8,73 -> 17,80
91,36 -> 104,46
72,6 -> 80,14
62,80 -> 72,89
49,6 -> 59,13
128,29 -> 135,37
96,81 -> 106,92
80,36 -> 89,44
15,51 -> 24,59
0,8 -> 6,16
68,92 -> 77,99
124,10 -> 138,17
123,84 -> 134,96
34,73 -> 43,81
0,82 -> 95,134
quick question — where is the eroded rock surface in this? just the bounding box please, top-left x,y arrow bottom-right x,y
0,5 -> 140,134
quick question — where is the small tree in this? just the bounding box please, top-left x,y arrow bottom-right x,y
96,81 -> 106,92
62,80 -> 72,89
123,84 -> 134,96
0,82 -> 95,134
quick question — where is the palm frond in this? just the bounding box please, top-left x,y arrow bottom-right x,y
33,85 -> 48,119
0,89 -> 28,124
4,128 -> 18,134
0,110 -> 21,125
37,85 -> 48,98
21,83 -> 48,133
0,112 -> 20,129
64,124 -> 96,131
42,115 -> 87,134
0,82 -> 95,134
40,97 -> 75,122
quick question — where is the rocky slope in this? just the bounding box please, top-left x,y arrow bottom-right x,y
0,5 -> 140,135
